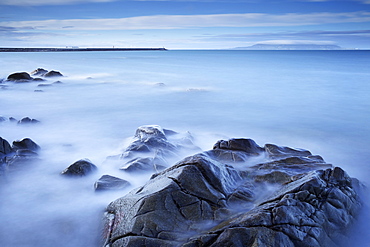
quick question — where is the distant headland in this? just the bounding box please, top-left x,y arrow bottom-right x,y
0,47 -> 167,52
231,44 -> 344,50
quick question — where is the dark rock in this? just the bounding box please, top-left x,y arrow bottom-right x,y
43,70 -> 63,77
7,72 -> 33,82
17,117 -> 40,124
61,159 -> 97,176
9,117 -> 17,122
12,138 -> 40,152
31,68 -> 48,76
4,138 -> 41,171
32,78 -> 45,82
0,137 -> 13,157
102,137 -> 363,247
213,138 -> 264,154
37,83 -> 52,87
0,116 -> 6,122
94,175 -> 131,191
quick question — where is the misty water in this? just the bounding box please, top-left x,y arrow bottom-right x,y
1,50 -> 369,246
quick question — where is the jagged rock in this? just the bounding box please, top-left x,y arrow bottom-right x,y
31,68 -> 48,76
61,159 -> 97,176
12,138 -> 40,152
17,117 -> 40,124
113,125 -> 201,173
43,70 -> 63,77
102,137 -> 363,247
7,72 -> 33,82
94,175 -> 131,191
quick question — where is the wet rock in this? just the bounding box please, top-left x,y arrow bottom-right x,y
7,72 -> 33,82
102,136 -> 363,247
43,70 -> 63,77
61,159 -> 97,176
12,138 -> 40,152
94,175 -> 131,191
31,68 -> 48,76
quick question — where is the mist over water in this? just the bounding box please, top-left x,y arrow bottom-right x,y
1,50 -> 370,246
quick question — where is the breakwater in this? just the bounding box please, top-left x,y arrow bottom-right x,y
0,47 -> 167,52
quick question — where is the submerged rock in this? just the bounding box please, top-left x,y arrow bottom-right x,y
61,159 -> 97,176
17,117 -> 40,125
102,136 -> 363,247
94,175 -> 131,191
43,70 -> 63,77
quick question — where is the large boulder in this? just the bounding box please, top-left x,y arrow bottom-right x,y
102,137 -> 363,247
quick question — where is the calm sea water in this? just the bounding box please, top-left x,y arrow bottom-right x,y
1,50 -> 369,246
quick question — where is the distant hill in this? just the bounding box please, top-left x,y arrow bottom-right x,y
232,44 -> 343,50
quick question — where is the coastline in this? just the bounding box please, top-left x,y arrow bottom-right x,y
0,47 -> 167,52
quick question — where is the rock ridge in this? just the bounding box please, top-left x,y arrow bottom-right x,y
102,129 -> 363,247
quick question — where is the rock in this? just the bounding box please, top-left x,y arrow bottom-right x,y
1,137 -> 41,172
120,157 -> 167,173
0,116 -> 6,122
102,137 -> 363,247
94,175 -> 131,191
12,138 -> 40,152
61,159 -> 97,176
31,68 -> 48,76
0,137 -> 13,157
112,125 -> 200,173
32,78 -> 45,82
17,117 -> 40,124
7,72 -> 32,82
37,83 -> 52,87
43,70 -> 63,77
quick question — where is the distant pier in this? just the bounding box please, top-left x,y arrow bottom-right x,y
0,47 -> 167,52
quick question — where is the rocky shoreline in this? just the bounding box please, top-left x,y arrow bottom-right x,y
0,122 -> 365,247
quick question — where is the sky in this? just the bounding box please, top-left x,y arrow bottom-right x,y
0,0 -> 369,49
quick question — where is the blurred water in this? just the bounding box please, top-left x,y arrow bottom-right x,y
1,50 -> 369,246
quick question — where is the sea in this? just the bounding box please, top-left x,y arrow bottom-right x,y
1,50 -> 369,246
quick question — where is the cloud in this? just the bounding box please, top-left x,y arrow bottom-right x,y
0,0 -> 115,6
0,0 -> 262,6
1,11 -> 370,31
